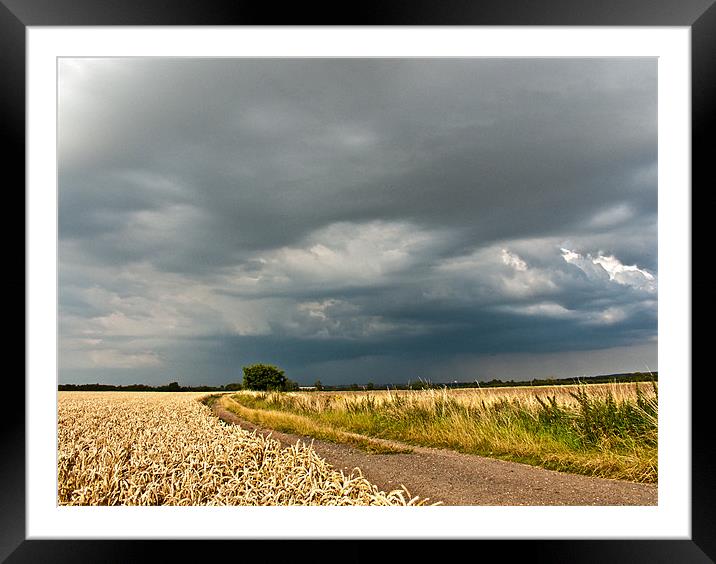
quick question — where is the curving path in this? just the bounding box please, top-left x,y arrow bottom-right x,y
211,400 -> 657,506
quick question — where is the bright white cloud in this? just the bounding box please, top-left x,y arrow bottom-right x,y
561,247 -> 656,293
438,245 -> 560,300
232,220 -> 446,290
592,254 -> 655,281
501,249 -> 528,271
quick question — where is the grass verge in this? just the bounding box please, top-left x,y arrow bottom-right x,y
226,384 -> 657,483
216,395 -> 412,454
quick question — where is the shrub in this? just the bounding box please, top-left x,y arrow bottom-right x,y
242,364 -> 288,391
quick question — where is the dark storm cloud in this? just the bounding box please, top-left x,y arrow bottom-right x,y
58,58 -> 658,385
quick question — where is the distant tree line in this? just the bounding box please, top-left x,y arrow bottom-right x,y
304,372 -> 658,391
58,363 -> 300,393
57,381 -> 239,392
59,371 -> 656,392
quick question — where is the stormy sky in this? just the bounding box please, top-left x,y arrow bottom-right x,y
58,58 -> 658,386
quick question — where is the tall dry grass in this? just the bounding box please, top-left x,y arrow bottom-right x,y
229,382 -> 657,483
58,392 -> 431,506
256,382 -> 652,412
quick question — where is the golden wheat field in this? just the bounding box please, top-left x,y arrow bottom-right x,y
57,391 -> 429,506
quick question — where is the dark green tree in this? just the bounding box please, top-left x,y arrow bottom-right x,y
242,363 -> 288,391
313,380 -> 323,391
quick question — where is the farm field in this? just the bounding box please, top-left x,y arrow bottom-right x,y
222,382 -> 658,483
57,392 -> 430,506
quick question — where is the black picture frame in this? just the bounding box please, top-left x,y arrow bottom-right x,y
7,1 -> 709,561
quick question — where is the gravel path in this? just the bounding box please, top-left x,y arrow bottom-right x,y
211,401 -> 657,506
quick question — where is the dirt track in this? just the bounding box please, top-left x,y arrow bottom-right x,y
210,400 -> 657,506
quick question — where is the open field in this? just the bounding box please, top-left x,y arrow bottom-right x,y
57,392 -> 432,505
224,382 -> 658,483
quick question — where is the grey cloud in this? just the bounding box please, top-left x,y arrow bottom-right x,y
58,57 -> 658,385
60,58 -> 656,259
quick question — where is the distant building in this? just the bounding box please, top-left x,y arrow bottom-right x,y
299,386 -> 317,391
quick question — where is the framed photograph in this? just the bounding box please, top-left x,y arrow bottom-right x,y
10,0 -> 708,561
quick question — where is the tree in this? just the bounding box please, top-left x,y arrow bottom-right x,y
313,380 -> 323,391
242,363 -> 288,391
